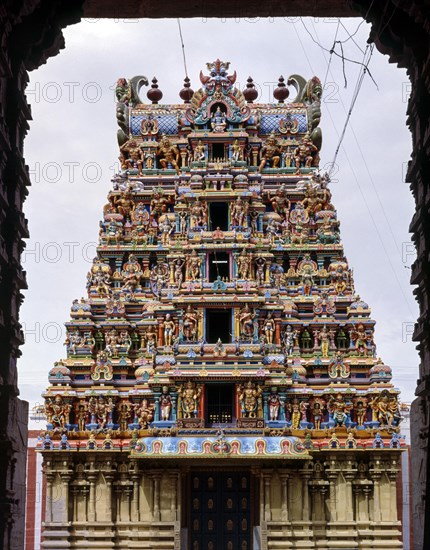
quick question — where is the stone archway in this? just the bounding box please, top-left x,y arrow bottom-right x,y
1,1 -> 429,548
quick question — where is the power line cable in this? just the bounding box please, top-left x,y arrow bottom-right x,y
177,19 -> 189,78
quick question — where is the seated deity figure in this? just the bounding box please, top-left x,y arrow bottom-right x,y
157,135 -> 181,174
211,106 -> 227,132
294,133 -> 318,173
258,132 -> 281,172
119,138 -> 144,174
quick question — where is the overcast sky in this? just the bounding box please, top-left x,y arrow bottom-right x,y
20,17 -> 418,422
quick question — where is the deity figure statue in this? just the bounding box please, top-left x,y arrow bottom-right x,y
150,190 -> 170,221
231,197 -> 248,227
267,184 -> 290,220
263,312 -> 276,345
159,216 -> 174,246
314,325 -> 330,357
122,254 -> 142,292
173,258 -> 185,288
75,400 -> 87,432
266,218 -> 280,246
159,386 -> 173,421
268,387 -> 281,421
353,397 -> 368,427
150,261 -> 169,299
311,399 -> 325,430
178,381 -> 202,419
211,106 -> 227,132
132,202 -> 150,226
238,305 -> 256,340
249,210 -> 259,235
231,139 -> 242,161
238,381 -> 262,418
235,248 -> 252,280
328,351 -> 350,378
302,185 -> 323,220
87,258 -> 112,295
255,256 -> 266,286
134,399 -> 155,428
118,401 -> 132,431
186,250 -> 202,280
258,132 -> 281,172
270,263 -> 284,289
350,324 -> 368,356
282,325 -> 298,356
105,329 -> 120,357
183,305 -> 199,341
190,199 -> 207,229
157,135 -> 181,174
294,133 -> 318,173
193,140 -> 206,161
119,138 -> 143,174
370,392 -> 398,427
88,395 -> 112,429
286,399 -> 303,429
45,395 -> 71,429
328,393 -> 352,427
178,210 -> 188,235
163,314 -> 176,347
213,338 -> 226,358
300,328 -> 313,349
143,326 -> 157,355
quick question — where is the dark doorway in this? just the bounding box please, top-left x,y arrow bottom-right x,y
206,384 -> 234,425
208,251 -> 230,282
206,308 -> 231,343
189,471 -> 252,550
212,142 -> 225,160
209,202 -> 229,231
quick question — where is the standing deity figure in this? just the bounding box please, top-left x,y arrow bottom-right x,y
119,138 -> 143,174
190,199 -> 207,229
75,400 -> 88,432
268,388 -> 281,421
311,399 -> 325,430
263,312 -> 276,345
150,261 -> 169,299
255,256 -> 266,286
238,305 -> 256,340
231,197 -> 248,227
231,139 -> 242,161
211,106 -> 227,132
159,386 -> 173,421
157,135 -> 181,174
294,133 -> 318,173
283,325 -> 298,356
118,401 -> 132,431
268,184 -> 291,220
178,210 -> 188,235
238,381 -> 262,418
266,218 -> 280,246
249,210 -> 259,235
236,249 -> 252,280
314,325 -> 330,357
173,258 -> 185,288
193,140 -> 206,161
183,305 -> 199,341
350,324 -> 368,356
353,398 -> 368,427
178,381 -> 202,419
143,326 -> 157,355
159,216 -> 174,246
287,399 -> 302,429
163,314 -> 176,347
258,132 -> 281,172
186,250 -> 202,280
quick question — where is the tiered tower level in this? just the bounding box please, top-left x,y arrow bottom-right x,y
39,61 -> 405,550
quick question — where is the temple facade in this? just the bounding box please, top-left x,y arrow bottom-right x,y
39,60 -> 404,550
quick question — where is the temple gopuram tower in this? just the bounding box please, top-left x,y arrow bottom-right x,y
39,60 -> 405,549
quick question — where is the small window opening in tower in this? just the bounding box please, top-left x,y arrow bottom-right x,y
206,384 -> 234,426
212,142 -> 225,161
208,251 -> 229,282
206,308 -> 231,343
209,202 -> 229,231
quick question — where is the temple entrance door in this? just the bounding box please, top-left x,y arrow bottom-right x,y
189,471 -> 252,550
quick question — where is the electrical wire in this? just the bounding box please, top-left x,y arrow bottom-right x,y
177,19 -> 189,78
